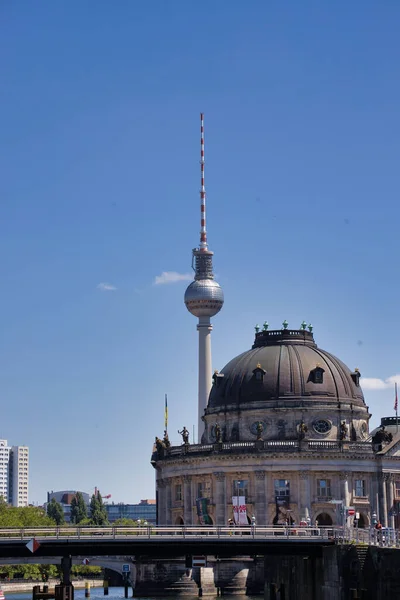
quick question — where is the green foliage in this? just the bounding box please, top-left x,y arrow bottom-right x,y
113,518 -> 138,526
0,505 -> 55,528
89,492 -> 108,526
47,498 -> 65,525
71,565 -> 102,577
70,492 -> 88,524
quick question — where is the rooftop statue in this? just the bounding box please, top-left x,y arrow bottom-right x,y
163,430 -> 171,448
155,436 -> 166,459
178,426 -> 190,444
372,425 -> 393,449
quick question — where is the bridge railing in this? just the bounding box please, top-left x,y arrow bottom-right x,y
0,526 -> 398,547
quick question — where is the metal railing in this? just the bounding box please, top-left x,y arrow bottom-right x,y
0,526 -> 398,547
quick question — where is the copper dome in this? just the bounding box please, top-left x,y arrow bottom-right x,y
208,329 -> 365,411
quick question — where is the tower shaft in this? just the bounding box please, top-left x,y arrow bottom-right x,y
197,317 -> 213,440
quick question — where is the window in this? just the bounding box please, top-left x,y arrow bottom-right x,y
351,369 -> 361,386
274,479 -> 290,497
175,484 -> 182,502
309,366 -> 325,384
317,479 -> 331,498
212,371 -> 224,387
395,481 -> 400,499
232,479 -> 248,502
252,364 -> 266,382
197,481 -> 211,499
313,419 -> 332,434
355,480 -> 366,497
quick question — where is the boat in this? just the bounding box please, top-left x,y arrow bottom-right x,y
0,587 -> 5,600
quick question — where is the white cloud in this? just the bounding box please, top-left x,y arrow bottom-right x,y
361,374 -> 400,390
153,271 -> 192,285
97,282 -> 117,291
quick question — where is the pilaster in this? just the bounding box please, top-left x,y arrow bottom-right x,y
213,472 -> 226,525
254,471 -> 266,525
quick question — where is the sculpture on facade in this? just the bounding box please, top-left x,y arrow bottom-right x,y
178,426 -> 190,444
339,421 -> 348,440
256,421 -> 264,441
215,422 -> 222,443
298,419 -> 308,441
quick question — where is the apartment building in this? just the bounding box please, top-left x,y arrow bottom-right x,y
0,440 -> 29,507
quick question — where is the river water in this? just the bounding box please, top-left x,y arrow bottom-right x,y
5,587 -> 258,600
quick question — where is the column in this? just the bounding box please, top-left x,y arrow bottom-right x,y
299,471 -> 311,522
165,479 -> 172,525
157,479 -> 166,525
254,471 -> 267,525
379,473 -> 388,527
370,474 -> 379,524
183,475 -> 192,525
214,472 -> 226,525
197,316 -> 213,441
339,472 -> 351,526
387,474 -> 395,529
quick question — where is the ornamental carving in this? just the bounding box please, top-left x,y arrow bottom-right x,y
339,471 -> 351,480
183,475 -> 192,483
214,472 -> 226,482
157,479 -> 166,488
299,471 -> 310,480
255,470 -> 266,480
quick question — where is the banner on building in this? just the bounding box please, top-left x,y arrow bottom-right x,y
196,497 -> 212,525
232,496 -> 247,525
274,494 -> 291,525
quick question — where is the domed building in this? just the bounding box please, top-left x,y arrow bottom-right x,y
153,323 -> 400,530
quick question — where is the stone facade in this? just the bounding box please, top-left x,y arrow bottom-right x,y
154,442 -> 400,527
152,329 -> 400,529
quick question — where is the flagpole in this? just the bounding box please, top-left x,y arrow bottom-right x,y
164,394 -> 168,434
396,383 -> 398,434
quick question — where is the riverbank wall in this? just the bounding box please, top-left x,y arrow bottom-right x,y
0,580 -> 104,593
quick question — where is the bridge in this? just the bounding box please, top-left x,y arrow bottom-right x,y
0,527 -> 398,599
0,525 -> 397,560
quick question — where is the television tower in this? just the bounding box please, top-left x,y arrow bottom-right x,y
184,113 -> 224,442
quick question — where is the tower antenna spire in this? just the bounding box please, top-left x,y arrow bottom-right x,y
200,112 -> 207,251
185,113 -> 224,441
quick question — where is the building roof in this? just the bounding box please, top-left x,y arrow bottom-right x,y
208,328 -> 365,411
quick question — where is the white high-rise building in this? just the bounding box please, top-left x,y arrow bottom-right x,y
0,440 -> 10,502
10,446 -> 29,507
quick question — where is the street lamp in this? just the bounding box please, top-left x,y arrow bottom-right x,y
372,511 -> 377,526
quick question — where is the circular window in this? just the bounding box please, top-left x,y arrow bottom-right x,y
313,419 -> 331,434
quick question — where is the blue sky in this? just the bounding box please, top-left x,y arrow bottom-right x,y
1,1 -> 400,505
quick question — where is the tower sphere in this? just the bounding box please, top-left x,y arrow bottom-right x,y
184,279 -> 224,318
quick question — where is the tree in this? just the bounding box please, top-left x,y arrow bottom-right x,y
89,492 -> 108,526
70,492 -> 87,524
113,518 -> 138,526
47,498 -> 65,525
0,505 -> 54,528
